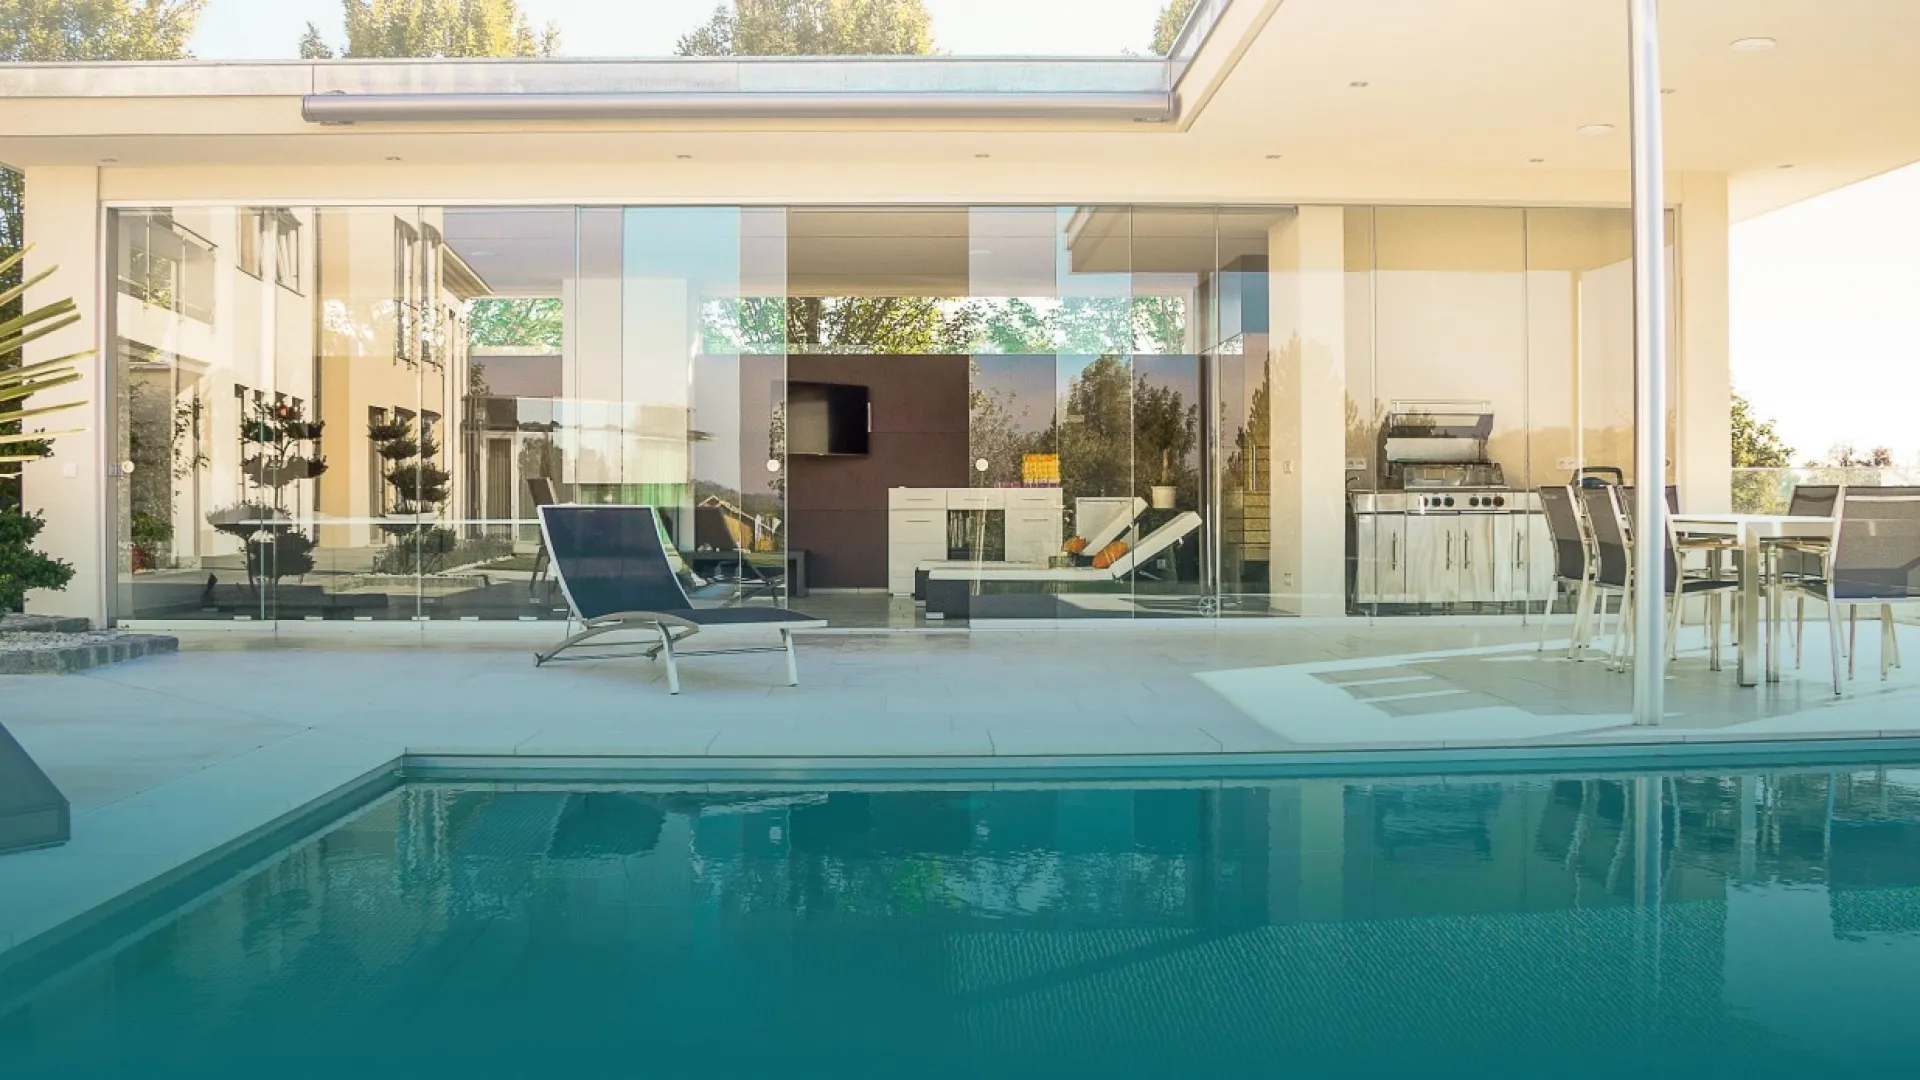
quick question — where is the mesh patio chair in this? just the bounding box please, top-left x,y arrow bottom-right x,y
1788,490 -> 1920,694
1537,485 -> 1597,658
1584,485 -> 1741,671
533,505 -> 825,694
1776,484 -> 1839,665
526,476 -> 560,602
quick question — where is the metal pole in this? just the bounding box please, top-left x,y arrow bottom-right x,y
1628,0 -> 1669,725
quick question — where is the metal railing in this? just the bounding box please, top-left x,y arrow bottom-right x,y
1730,466 -> 1920,514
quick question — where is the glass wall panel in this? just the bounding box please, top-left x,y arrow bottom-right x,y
108,200 -> 1674,629
1131,207 -> 1210,615
1213,209 -> 1279,612
111,206 -> 319,622
623,206 -> 787,604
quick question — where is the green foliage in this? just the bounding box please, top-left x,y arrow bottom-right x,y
677,0 -> 934,56
1150,0 -> 1198,56
0,507 -> 72,611
306,0 -> 559,59
0,0 -> 206,61
1730,392 -> 1792,468
0,1 -> 202,524
468,296 -> 564,351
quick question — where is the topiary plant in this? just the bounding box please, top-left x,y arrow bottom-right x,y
0,508 -> 73,612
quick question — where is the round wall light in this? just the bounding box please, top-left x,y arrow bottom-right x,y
766,458 -> 782,473
975,458 -> 990,473
1576,123 -> 1616,137
1730,37 -> 1777,52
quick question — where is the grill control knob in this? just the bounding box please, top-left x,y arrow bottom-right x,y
1444,496 -> 1456,508
1469,496 -> 1482,508
1493,496 -> 1506,508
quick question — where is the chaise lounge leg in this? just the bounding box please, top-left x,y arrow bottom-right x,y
660,625 -> 681,695
782,628 -> 799,687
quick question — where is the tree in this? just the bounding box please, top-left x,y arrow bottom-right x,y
1727,392 -> 1797,513
302,0 -> 559,60
1149,0 -> 1197,56
1824,444 -> 1894,469
467,297 -> 563,351
0,0 -> 207,365
677,0 -> 934,57
0,0 -> 206,62
1730,392 -> 1792,469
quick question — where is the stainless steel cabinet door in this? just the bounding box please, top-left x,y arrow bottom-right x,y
1455,515 -> 1497,603
1355,513 -> 1408,605
1403,515 -> 1457,605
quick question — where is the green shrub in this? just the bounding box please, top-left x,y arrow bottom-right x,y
0,508 -> 74,612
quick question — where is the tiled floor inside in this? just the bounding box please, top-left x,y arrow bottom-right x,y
4,615 -> 1920,971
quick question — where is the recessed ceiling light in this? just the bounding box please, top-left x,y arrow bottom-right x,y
1731,36 -> 1777,52
1577,123 -> 1616,137
969,249 -> 993,257
1349,80 -> 1369,88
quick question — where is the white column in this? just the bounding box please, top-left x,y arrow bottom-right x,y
1628,0 -> 1670,725
1267,206 -> 1348,616
20,166 -> 106,624
1677,172 -> 1732,513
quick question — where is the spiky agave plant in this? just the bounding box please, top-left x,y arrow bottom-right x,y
1,246 -> 91,472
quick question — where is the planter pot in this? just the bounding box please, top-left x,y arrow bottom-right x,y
1150,485 -> 1178,510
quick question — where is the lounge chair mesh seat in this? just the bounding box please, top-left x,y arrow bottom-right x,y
534,504 -> 824,693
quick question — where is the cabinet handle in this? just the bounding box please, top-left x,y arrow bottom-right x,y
1446,535 -> 1454,570
1464,533 -> 1472,569
1515,534 -> 1523,568
1390,534 -> 1398,570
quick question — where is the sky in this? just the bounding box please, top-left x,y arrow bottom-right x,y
1730,163 -> 1920,467
189,0 -> 1177,59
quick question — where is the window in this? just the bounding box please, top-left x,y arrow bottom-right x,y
273,211 -> 303,294
394,220 -> 419,365
119,213 -> 216,327
237,209 -> 266,279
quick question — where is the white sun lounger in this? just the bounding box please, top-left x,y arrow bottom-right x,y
911,496 -> 1149,601
923,511 -> 1202,618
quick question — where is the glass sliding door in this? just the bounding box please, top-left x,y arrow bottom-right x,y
620,207 -> 788,601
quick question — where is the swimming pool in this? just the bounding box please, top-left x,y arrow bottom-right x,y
4,765 -> 1918,1078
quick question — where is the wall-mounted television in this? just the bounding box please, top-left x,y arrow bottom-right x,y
788,381 -> 871,456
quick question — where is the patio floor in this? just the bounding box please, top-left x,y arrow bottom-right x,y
4,616 -> 1920,974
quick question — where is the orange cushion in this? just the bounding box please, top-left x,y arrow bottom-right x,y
1091,540 -> 1129,570
1062,536 -> 1089,555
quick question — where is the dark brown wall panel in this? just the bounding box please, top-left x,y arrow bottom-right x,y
786,354 -> 971,588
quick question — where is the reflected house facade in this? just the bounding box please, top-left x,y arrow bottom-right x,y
12,1 -> 1918,629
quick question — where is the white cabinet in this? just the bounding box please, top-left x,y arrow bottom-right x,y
1354,513 -> 1408,606
887,487 -> 1065,595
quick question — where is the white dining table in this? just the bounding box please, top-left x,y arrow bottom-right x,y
1669,513 -> 1834,686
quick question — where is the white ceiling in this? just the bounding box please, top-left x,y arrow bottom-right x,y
5,1 -> 1917,221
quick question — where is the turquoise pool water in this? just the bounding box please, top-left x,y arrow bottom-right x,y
4,766 -> 1920,1078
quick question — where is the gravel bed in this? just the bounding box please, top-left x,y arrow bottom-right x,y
0,630 -> 130,652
